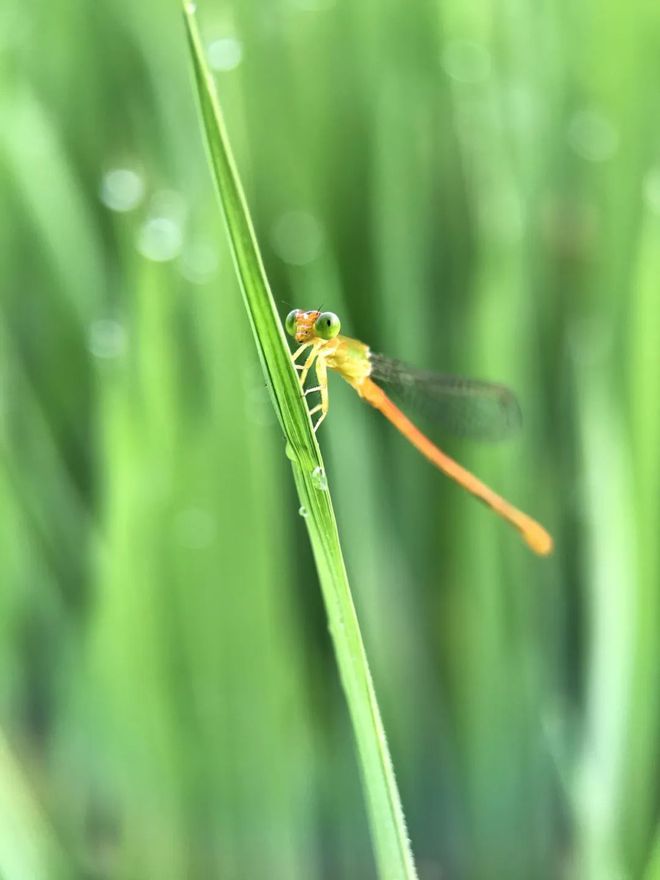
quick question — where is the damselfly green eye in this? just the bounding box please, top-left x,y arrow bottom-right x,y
314,311 -> 340,340
285,310 -> 300,337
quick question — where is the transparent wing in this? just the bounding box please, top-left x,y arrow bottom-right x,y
369,352 -> 521,442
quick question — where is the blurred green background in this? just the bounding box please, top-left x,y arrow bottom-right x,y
1,0 -> 659,877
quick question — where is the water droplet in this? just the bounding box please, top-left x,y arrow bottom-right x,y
208,37 -> 243,72
311,465 -> 327,491
136,217 -> 183,262
271,210 -> 324,266
99,168 -> 145,213
88,319 -> 127,359
567,110 -> 618,163
442,41 -> 491,84
185,2 -> 196,14
284,442 -> 297,461
298,505 -> 308,518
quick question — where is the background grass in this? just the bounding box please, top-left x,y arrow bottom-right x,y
0,0 -> 659,878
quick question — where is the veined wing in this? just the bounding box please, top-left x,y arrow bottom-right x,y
368,352 -> 521,442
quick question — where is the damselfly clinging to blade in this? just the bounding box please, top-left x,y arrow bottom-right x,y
285,308 -> 553,556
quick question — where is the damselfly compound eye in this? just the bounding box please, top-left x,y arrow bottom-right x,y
285,310 -> 301,337
314,311 -> 340,340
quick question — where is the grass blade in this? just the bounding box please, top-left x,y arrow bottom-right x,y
181,5 -> 417,878
0,730 -> 70,880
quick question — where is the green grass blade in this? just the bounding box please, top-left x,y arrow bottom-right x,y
0,730 -> 71,880
181,6 -> 417,878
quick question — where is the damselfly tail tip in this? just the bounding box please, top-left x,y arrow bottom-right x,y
522,523 -> 553,556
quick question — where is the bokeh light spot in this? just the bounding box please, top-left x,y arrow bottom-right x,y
271,210 -> 323,266
643,166 -> 660,214
99,168 -> 145,213
567,110 -> 619,162
208,38 -> 243,72
180,240 -> 220,285
88,319 -> 127,359
442,41 -> 491,84
137,218 -> 183,262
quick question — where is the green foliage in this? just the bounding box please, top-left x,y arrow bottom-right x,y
0,0 -> 658,878
182,7 -> 415,877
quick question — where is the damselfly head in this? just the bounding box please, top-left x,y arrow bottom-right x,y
286,309 -> 340,343
286,309 -> 319,342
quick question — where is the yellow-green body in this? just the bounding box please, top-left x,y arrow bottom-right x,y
289,310 -> 373,429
